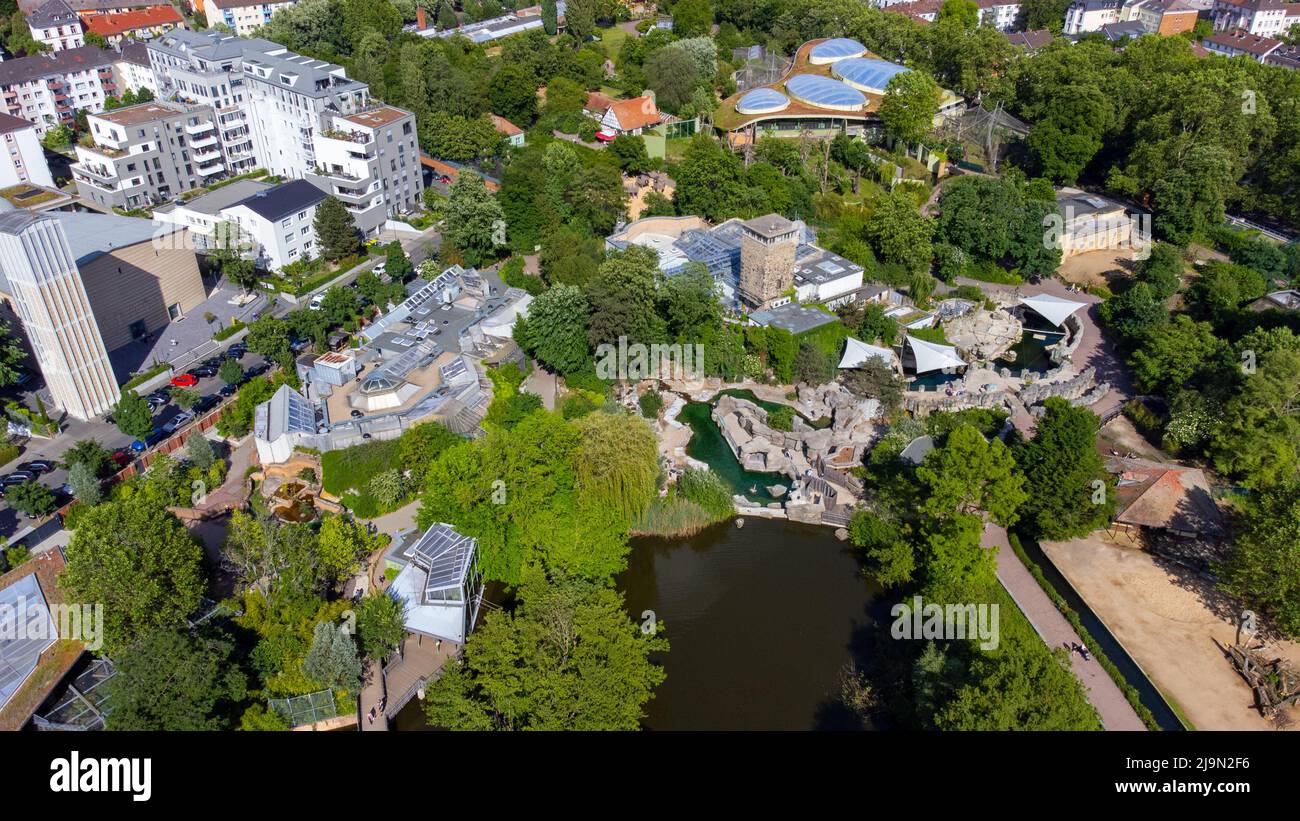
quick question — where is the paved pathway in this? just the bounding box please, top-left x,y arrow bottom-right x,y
984,523 -> 1147,731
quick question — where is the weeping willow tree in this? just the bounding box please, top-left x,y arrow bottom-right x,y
573,412 -> 659,523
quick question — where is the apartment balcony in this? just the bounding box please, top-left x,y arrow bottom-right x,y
193,147 -> 222,163
71,162 -> 119,185
190,133 -> 219,150
186,120 -> 216,136
197,160 -> 225,177
312,164 -> 362,183
331,184 -> 374,204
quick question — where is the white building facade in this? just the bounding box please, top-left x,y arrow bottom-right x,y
0,209 -> 120,420
0,112 -> 54,188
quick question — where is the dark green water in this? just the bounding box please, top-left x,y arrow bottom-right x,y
678,400 -> 785,504
999,331 -> 1058,375
620,517 -> 884,730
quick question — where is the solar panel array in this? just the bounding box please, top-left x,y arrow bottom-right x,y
785,74 -> 867,110
283,390 -> 316,434
0,574 -> 57,710
439,356 -> 468,383
404,523 -> 476,599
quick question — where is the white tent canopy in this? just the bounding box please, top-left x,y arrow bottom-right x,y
906,335 -> 967,374
839,337 -> 897,370
1018,293 -> 1087,327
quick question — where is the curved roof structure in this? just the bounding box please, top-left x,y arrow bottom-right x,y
785,74 -> 866,111
1018,294 -> 1088,327
735,87 -> 791,115
831,57 -> 910,95
808,38 -> 867,64
906,335 -> 967,374
839,337 -> 898,370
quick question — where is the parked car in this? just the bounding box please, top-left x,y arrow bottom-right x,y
17,460 -> 54,474
225,345 -> 247,359
246,363 -> 270,378
170,373 -> 199,388
288,338 -> 309,353
1,471 -> 37,485
308,293 -> 325,311
193,395 -> 219,414
373,261 -> 387,276
219,383 -> 239,397
190,364 -> 218,378
350,409 -> 364,418
162,411 -> 194,434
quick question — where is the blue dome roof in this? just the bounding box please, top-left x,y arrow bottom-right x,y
808,38 -> 866,64
831,57 -> 910,94
735,87 -> 791,115
784,74 -> 866,110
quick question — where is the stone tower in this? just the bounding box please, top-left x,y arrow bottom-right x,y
738,214 -> 798,309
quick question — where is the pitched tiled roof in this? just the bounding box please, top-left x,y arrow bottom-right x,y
489,113 -> 522,137
606,95 -> 660,132
82,4 -> 182,37
0,45 -> 115,86
25,0 -> 80,28
231,179 -> 326,222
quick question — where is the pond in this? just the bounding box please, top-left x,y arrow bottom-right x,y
620,517 -> 885,730
678,399 -> 786,504
998,330 -> 1060,375
393,519 -> 886,731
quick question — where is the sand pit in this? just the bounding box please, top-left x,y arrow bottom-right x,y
1043,534 -> 1300,730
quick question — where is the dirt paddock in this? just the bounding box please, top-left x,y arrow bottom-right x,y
1042,534 -> 1300,731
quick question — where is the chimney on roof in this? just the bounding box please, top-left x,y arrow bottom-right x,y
417,5 -> 427,29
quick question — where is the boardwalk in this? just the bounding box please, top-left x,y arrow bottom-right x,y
984,523 -> 1147,731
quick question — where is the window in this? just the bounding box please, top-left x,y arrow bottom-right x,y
297,210 -> 306,220
167,303 -> 183,321
281,218 -> 291,228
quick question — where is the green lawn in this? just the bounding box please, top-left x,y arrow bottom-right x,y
597,25 -> 628,61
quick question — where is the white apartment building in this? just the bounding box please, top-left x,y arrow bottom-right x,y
306,105 -> 422,237
72,101 -> 223,209
0,207 -> 119,420
202,0 -> 300,37
0,112 -> 54,188
151,177 -> 271,249
1211,0 -> 1300,35
1064,0 -> 1126,32
0,46 -> 117,137
978,0 -> 1023,30
220,179 -> 326,271
113,40 -> 158,97
25,0 -> 85,52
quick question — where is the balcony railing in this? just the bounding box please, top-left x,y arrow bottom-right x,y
190,134 -> 218,149
185,120 -> 216,135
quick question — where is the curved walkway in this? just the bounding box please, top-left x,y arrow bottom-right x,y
984,523 -> 1147,731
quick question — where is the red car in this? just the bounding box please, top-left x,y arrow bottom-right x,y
170,373 -> 198,388
110,449 -> 130,467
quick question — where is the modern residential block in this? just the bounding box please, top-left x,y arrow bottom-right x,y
0,46 -> 117,136
0,112 -> 54,188
71,100 -> 222,209
219,179 -> 326,271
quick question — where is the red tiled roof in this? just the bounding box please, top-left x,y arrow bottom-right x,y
81,4 -> 181,37
489,113 -> 522,137
606,95 -> 660,132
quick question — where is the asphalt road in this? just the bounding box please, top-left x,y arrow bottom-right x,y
0,347 -> 268,538
0,227 -> 442,539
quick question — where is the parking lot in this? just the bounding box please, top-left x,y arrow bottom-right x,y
0,343 -> 269,539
